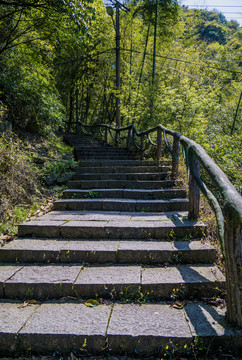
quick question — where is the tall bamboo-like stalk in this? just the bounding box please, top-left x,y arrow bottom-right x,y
128,7 -> 133,125
134,22 -> 150,113
150,0 -> 158,124
138,22 -> 150,89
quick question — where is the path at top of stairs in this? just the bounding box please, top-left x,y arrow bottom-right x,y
0,134 -> 241,358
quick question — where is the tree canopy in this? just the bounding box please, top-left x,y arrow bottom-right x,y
0,0 -> 241,189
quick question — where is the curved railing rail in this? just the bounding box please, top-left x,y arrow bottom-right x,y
68,120 -> 242,327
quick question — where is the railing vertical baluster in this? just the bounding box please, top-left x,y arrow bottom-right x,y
157,127 -> 162,161
127,127 -> 131,150
140,134 -> 144,160
105,126 -> 108,144
132,128 -> 135,149
172,136 -> 179,180
188,150 -> 200,220
115,130 -> 119,147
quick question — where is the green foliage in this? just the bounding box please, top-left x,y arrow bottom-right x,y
118,285 -> 148,303
70,191 -> 100,199
0,0 -> 94,134
40,159 -> 77,185
135,0 -> 179,31
0,0 -> 240,189
54,137 -> 74,155
0,134 -> 39,225
84,191 -> 99,198
0,45 -> 65,134
0,133 -> 75,236
197,21 -> 227,44
41,159 -> 76,177
0,204 -> 36,236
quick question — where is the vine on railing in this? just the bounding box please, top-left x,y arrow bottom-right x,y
67,120 -> 242,327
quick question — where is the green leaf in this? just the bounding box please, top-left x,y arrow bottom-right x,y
84,299 -> 99,307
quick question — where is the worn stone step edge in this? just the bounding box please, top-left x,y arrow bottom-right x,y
76,150 -> 135,154
72,173 -> 170,181
76,146 -> 132,149
76,150 -> 133,154
76,153 -> 135,157
63,188 -> 187,200
77,155 -> 135,159
18,219 -> 206,239
78,160 -> 172,166
0,239 -> 216,264
28,209 -> 189,222
53,198 -> 189,212
68,180 -> 182,190
75,166 -> 171,173
1,301 -> 241,356
0,264 -> 225,300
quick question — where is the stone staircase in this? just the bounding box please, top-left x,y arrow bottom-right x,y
0,135 -> 241,357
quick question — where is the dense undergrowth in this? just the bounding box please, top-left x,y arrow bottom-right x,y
0,131 -> 77,238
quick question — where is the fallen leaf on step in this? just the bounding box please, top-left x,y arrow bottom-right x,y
19,299 -> 37,308
202,297 -> 226,308
1,235 -> 16,243
84,299 -> 99,307
28,299 -> 37,304
171,300 -> 187,309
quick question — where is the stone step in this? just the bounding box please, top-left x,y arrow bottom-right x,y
68,179 -> 181,190
0,238 -> 217,264
78,159 -> 172,167
1,301 -> 240,357
76,145 -> 129,148
76,150 -> 133,156
0,134 -> 230,357
0,264 -> 225,300
72,172 -> 169,181
75,165 -> 171,173
77,156 -> 135,160
53,198 -> 189,212
18,212 -> 206,239
63,188 -> 187,200
76,148 -> 132,153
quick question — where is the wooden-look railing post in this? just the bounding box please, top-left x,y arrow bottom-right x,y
157,127 -> 162,161
188,151 -> 200,220
105,127 -> 108,144
115,130 -> 119,147
127,127 -> 131,150
224,206 -> 242,326
172,136 -> 179,180
140,135 -> 144,160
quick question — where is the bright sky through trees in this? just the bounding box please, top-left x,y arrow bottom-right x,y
181,0 -> 242,26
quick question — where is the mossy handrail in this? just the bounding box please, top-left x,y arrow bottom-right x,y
69,120 -> 242,327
